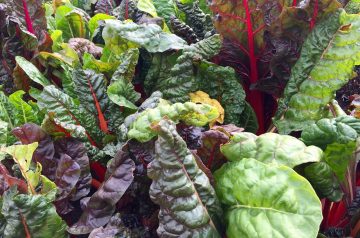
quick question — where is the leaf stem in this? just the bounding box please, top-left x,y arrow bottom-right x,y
21,0 -> 34,34
243,0 -> 264,134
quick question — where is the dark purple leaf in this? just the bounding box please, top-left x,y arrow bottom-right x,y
12,123 -> 57,180
0,163 -> 27,195
176,123 -> 203,150
54,138 -> 92,201
68,146 -> 135,235
94,0 -> 116,15
55,154 -> 81,200
197,124 -> 243,171
88,213 -> 132,238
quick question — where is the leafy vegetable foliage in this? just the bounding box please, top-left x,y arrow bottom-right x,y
148,119 -> 222,237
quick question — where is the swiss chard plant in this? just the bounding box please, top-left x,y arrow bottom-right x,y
1,0 -> 360,237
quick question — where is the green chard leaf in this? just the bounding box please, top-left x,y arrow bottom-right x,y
107,49 -> 140,110
102,19 -> 187,53
37,85 -> 104,146
197,61 -> 254,129
88,13 -> 115,36
127,101 -> 219,142
15,56 -> 51,87
55,6 -> 90,41
148,119 -> 222,237
214,158 -> 322,238
73,68 -> 110,134
221,132 -> 323,168
304,162 -> 343,202
0,187 -> 67,238
274,10 -> 360,134
8,90 -> 41,125
146,34 -> 222,102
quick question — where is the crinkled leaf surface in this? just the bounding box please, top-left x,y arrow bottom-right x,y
68,146 -> 135,235
221,132 -> 322,168
304,162 -> 343,202
145,34 -> 222,102
214,158 -> 322,238
148,119 -> 222,237
274,10 -> 360,134
127,101 -> 219,142
102,20 -> 187,53
0,187 -> 67,238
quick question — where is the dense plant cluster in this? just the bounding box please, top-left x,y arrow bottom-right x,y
1,0 -> 360,237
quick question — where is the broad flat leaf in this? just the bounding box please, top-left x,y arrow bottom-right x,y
274,10 -> 360,134
214,158 -> 322,238
89,13 -> 115,35
221,132 -> 323,168
127,101 -> 219,142
15,56 -> 51,87
56,6 -> 90,41
0,187 -> 68,238
102,19 -> 187,53
304,162 -> 343,202
8,90 -> 39,125
137,0 -> 158,17
148,119 -> 222,237
68,146 -> 135,235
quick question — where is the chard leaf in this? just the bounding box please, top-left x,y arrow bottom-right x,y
0,91 -> 15,129
304,162 -> 343,202
73,69 -> 110,134
137,0 -> 158,17
94,0 -> 116,15
102,19 -> 187,53
7,0 -> 47,39
197,124 -> 243,171
146,34 -> 222,102
177,0 -> 213,39
107,49 -> 140,110
15,56 -> 51,87
274,10 -> 360,134
238,102 -> 258,133
127,101 -> 219,142
89,13 -> 115,35
214,158 -> 322,238
55,154 -> 81,200
37,85 -> 104,145
56,6 -> 90,41
301,116 -> 360,149
12,123 -> 57,181
323,141 -> 357,181
68,146 -> 135,235
0,187 -> 68,238
8,90 -> 40,125
221,132 -> 323,168
148,119 -> 222,237
153,0 -> 178,24
197,61 -> 248,128
0,142 -> 39,194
